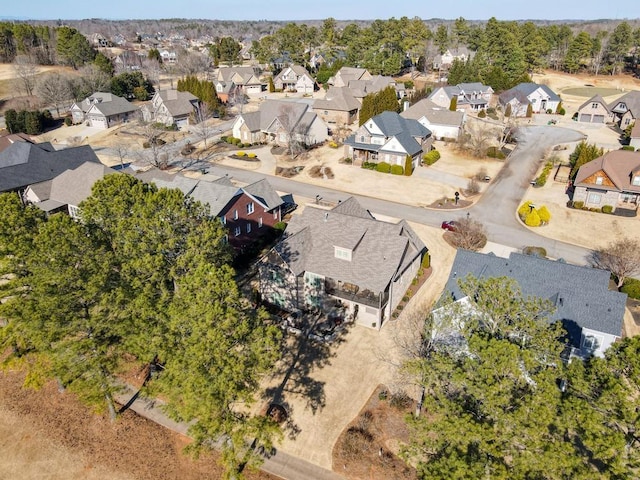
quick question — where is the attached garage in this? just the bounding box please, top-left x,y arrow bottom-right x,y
593,115 -> 605,123
89,116 -> 108,129
579,114 -> 592,123
175,116 -> 189,129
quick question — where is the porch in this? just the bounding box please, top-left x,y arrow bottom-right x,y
324,278 -> 388,310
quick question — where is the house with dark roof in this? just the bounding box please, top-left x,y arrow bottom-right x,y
630,122 -> 640,150
573,150 -> 640,212
429,83 -> 494,112
141,89 -> 201,128
135,169 -> 285,252
70,92 -> 139,128
231,99 -> 328,148
0,140 -> 102,195
344,111 -> 432,172
609,91 -> 640,129
432,47 -> 473,71
401,98 -> 465,140
576,94 -> 612,124
0,133 -> 35,153
498,82 -> 560,116
313,86 -> 361,125
23,162 -> 118,218
443,250 -> 626,358
259,197 -> 427,329
273,65 -> 316,94
216,66 -> 263,95
328,67 -> 405,101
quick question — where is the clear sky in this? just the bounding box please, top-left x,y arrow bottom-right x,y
5,0 -> 639,21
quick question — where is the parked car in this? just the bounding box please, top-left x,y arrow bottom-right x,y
441,220 -> 457,231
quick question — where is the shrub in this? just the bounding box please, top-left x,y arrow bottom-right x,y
328,141 -> 339,148
362,161 -> 377,170
572,201 -> 584,209
546,109 -> 553,114
518,201 -> 534,219
525,210 -> 541,227
221,136 -> 227,142
343,157 -> 352,164
390,165 -> 404,175
478,109 -> 487,118
236,151 -> 246,156
142,141 -> 150,148
237,143 -> 244,148
526,103 -> 533,118
558,107 -> 566,116
64,117 -> 72,126
421,252 -> 431,268
423,150 -> 440,165
404,154 -> 413,176
389,391 -> 412,410
466,178 -> 480,195
273,221 -> 287,233
537,205 -> 551,223
376,162 -> 391,173
602,205 -> 613,214
247,152 -> 257,158
523,246 -> 547,258
622,278 -> 640,299
487,146 -> 506,159
535,161 -> 554,187
621,145 -> 635,151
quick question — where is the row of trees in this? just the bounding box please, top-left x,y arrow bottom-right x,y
0,176 -> 283,478
402,275 -> 640,479
358,86 -> 401,126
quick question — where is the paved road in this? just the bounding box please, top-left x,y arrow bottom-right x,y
204,125 -> 593,266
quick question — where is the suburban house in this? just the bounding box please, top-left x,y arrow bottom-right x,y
213,79 -> 240,104
609,91 -> 640,129
135,169 -> 284,252
0,132 -> 34,153
328,67 -> 372,88
141,89 -> 201,128
232,99 -> 329,147
498,82 -> 561,116
432,47 -> 473,71
313,87 -> 361,125
258,197 -> 427,329
216,66 -> 263,95
23,162 -> 118,218
443,250 -> 626,358
273,65 -> 317,94
401,98 -> 465,140
576,94 -> 613,124
573,150 -> 640,212
328,67 -> 405,100
343,111 -> 432,171
428,83 -> 494,112
0,139 -> 101,194
159,50 -> 177,64
630,122 -> 640,149
70,92 -> 139,128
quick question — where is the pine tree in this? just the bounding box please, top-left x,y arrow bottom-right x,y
404,154 -> 413,176
449,96 -> 457,111
526,102 -> 533,117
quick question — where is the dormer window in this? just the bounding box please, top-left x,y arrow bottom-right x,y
595,176 -> 603,185
334,246 -> 352,261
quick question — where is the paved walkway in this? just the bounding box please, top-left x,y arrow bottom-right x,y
114,386 -> 344,480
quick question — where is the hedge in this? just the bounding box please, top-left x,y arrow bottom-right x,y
535,161 -> 554,187
621,146 -> 635,151
376,162 -> 391,173
362,161 -> 377,170
390,165 -> 404,175
423,150 -> 440,165
622,278 -> 640,299
602,205 -> 613,214
572,201 -> 584,209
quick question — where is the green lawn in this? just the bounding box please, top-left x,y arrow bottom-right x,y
561,87 -> 622,97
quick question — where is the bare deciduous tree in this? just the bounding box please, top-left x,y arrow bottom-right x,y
137,123 -> 179,170
590,238 -> 640,289
190,103 -> 219,149
175,50 -> 210,76
278,104 -> 309,158
72,65 -> 111,101
458,119 -> 497,158
13,55 -> 38,97
446,216 -> 487,251
37,72 -> 72,117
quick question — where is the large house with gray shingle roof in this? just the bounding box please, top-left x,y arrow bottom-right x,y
609,91 -> 640,129
572,150 -> 640,212
259,197 -> 427,329
401,98 -> 465,140
70,92 -> 139,129
313,86 -> 361,125
232,99 -> 328,147
216,66 -> 263,95
576,94 -> 612,124
142,89 -> 201,128
136,169 -> 285,252
429,83 -> 494,112
344,111 -> 432,172
444,250 -> 626,358
498,82 -> 560,116
0,139 -> 101,195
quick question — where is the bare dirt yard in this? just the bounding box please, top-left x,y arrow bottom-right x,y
0,368 -> 276,480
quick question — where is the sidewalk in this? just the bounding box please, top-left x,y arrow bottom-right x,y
114,386 -> 344,480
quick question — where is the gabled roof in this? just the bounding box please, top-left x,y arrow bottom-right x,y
239,99 -> 317,135
631,122 -> 640,139
609,91 -> 640,116
0,142 -> 101,193
218,66 -> 262,85
273,65 -> 311,82
331,196 -> 374,219
86,93 -> 138,117
155,89 -> 198,117
371,111 -> 430,138
444,250 -> 626,339
75,92 -> 116,113
574,150 -> 640,193
243,178 -> 284,211
0,132 -> 35,153
578,94 -> 610,112
135,168 -> 200,196
314,86 -> 361,112
457,82 -> 493,94
499,83 -> 560,104
30,162 -> 118,210
275,197 -> 425,293
401,99 -> 465,127
189,180 -> 241,216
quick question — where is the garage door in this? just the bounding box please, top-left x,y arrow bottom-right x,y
90,117 -> 108,129
579,114 -> 591,123
593,115 -> 605,123
175,118 -> 188,129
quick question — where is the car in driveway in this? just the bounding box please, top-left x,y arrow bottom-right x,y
441,220 -> 457,231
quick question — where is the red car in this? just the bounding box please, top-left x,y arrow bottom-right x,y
441,220 -> 457,231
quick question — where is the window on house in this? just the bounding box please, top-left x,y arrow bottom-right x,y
246,223 -> 251,233
334,246 -> 352,261
258,217 -> 263,228
633,176 -> 640,186
360,135 -> 365,142
588,192 -> 602,204
273,210 -> 278,219
625,118 -> 631,126
595,176 -> 603,185
234,209 -> 238,220
591,103 -> 599,109
68,205 -> 80,219
582,335 -> 602,351
247,202 -> 254,214
234,226 -> 241,236
220,215 -> 226,225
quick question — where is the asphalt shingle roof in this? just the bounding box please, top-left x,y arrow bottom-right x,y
444,250 -> 626,341
401,99 -> 465,127
574,150 -> 640,192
